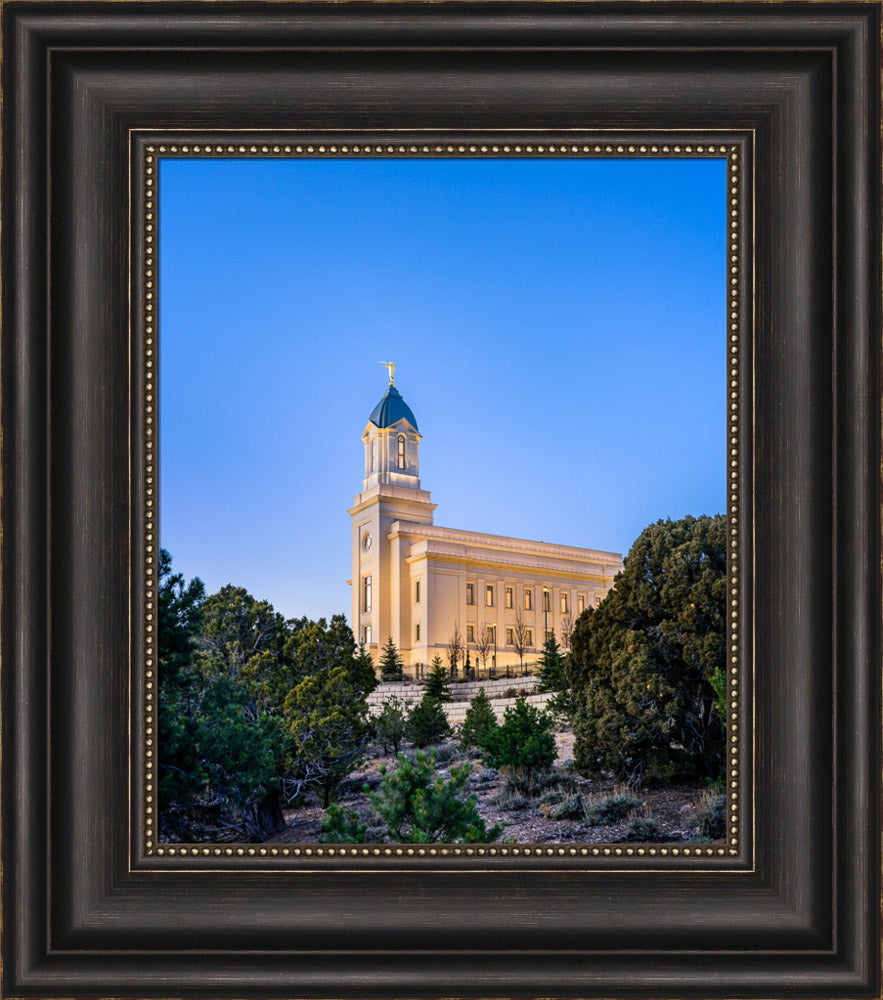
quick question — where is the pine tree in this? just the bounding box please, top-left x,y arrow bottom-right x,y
423,655 -> 452,703
378,636 -> 404,681
458,687 -> 498,750
536,633 -> 566,694
373,695 -> 409,755
482,696 -> 557,787
407,694 -> 450,747
367,749 -> 503,843
536,633 -> 572,721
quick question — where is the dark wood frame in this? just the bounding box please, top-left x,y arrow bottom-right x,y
3,3 -> 880,998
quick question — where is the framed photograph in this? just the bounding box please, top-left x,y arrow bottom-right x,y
3,3 -> 880,999
156,147 -> 731,850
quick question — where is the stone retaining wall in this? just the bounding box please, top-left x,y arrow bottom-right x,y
367,674 -> 549,723
367,674 -> 540,711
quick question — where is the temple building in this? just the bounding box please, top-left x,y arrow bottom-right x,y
348,369 -> 623,673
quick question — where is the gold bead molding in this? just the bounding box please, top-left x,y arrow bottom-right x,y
141,136 -> 745,864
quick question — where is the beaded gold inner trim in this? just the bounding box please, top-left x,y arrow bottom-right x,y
139,133 -> 747,865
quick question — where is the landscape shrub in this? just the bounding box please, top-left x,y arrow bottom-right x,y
503,768 -> 568,798
367,749 -> 504,843
497,790 -> 531,812
458,688 -> 499,750
583,791 -> 642,826
537,787 -> 565,807
482,696 -> 557,788
468,767 -> 500,789
432,741 -> 458,764
623,812 -> 662,842
689,790 -> 726,839
551,793 -> 584,820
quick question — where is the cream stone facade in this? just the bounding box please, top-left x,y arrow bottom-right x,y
348,379 -> 623,673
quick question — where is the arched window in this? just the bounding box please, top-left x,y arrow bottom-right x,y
397,435 -> 406,470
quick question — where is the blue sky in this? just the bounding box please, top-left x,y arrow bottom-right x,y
159,156 -> 726,622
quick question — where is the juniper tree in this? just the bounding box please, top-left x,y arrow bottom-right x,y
567,514 -> 726,785
284,665 -> 369,806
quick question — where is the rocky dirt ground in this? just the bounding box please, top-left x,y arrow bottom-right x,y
265,731 -> 723,846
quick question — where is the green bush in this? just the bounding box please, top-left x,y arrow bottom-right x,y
367,749 -> 503,843
373,696 -> 409,755
468,767 -> 500,789
623,812 -> 662,842
320,803 -> 367,843
551,793 -> 584,820
458,688 -> 499,750
407,695 -> 450,747
432,741 -> 458,764
502,768 -> 569,798
536,787 -> 565,807
482,696 -> 557,787
582,791 -> 642,826
497,790 -> 530,812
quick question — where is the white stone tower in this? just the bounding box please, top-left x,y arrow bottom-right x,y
348,370 -> 435,660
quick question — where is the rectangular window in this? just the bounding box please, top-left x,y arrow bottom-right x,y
560,592 -> 568,614
466,624 -> 475,643
487,625 -> 496,645
486,584 -> 495,607
415,623 -> 421,641
506,627 -> 514,646
505,586 -> 513,609
544,628 -> 554,643
525,629 -> 533,647
466,582 -> 475,605
578,593 -> 585,614
415,580 -> 421,604
542,589 -> 550,612
595,594 -> 603,608
363,574 -> 372,612
524,588 -> 533,611
363,625 -> 372,645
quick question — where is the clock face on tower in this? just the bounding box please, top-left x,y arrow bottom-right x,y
363,533 -> 373,551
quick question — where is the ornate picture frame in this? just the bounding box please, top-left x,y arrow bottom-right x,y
3,3 -> 880,998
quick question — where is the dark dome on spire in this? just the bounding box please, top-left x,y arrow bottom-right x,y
368,385 -> 419,432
